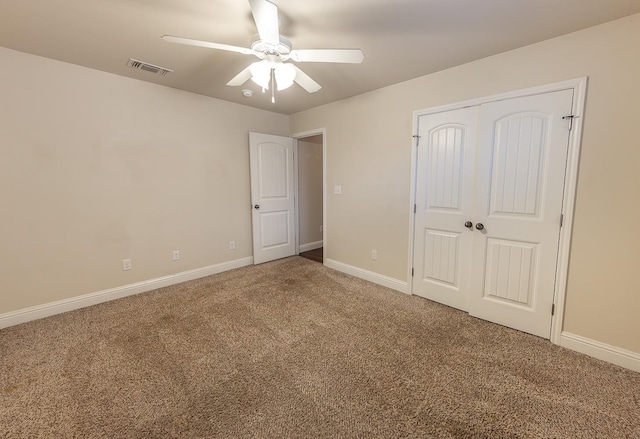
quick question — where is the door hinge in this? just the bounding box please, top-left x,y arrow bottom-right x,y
551,303 -> 555,316
413,134 -> 421,146
562,115 -> 575,131
560,213 -> 564,227
411,268 -> 414,277
414,204 -> 417,214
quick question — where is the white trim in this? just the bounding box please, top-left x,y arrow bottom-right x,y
412,78 -> 587,118
407,117 -> 420,296
293,139 -> 300,254
560,332 -> 640,372
299,240 -> 323,253
408,77 -> 588,346
0,257 -> 254,329
290,128 -> 327,264
325,258 -> 409,294
550,78 -> 588,344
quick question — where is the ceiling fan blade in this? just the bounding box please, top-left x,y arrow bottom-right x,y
290,49 -> 364,64
292,66 -> 321,93
162,35 -> 254,55
226,65 -> 253,86
249,0 -> 280,46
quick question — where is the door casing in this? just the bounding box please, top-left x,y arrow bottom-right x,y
407,78 -> 588,344
291,128 -> 327,262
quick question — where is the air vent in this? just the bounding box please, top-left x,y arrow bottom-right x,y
127,58 -> 173,76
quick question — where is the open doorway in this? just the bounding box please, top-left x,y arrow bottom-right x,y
295,132 -> 324,264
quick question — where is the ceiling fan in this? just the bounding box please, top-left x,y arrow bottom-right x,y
162,0 -> 364,102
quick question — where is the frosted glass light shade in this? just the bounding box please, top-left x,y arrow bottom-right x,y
275,63 -> 296,91
250,61 -> 271,89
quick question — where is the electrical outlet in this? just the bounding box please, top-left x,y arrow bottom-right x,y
122,259 -> 132,271
334,185 -> 342,194
172,250 -> 180,261
229,241 -> 236,250
372,250 -> 378,260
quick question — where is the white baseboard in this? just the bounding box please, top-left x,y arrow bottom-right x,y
324,258 -> 409,294
299,240 -> 323,253
560,331 -> 640,372
0,256 -> 254,329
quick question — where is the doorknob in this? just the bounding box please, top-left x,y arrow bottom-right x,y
464,221 -> 473,228
475,223 -> 484,230
254,204 -> 260,210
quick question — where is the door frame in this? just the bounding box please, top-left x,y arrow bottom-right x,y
407,77 -> 588,344
291,128 -> 327,263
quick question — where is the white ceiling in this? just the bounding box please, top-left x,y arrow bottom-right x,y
2,0 -> 639,115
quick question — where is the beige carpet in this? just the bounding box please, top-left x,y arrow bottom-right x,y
1,257 -> 638,438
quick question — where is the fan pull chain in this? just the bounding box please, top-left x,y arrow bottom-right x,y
271,69 -> 275,103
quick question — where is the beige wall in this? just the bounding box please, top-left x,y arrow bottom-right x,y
290,14 -> 640,353
297,136 -> 323,246
0,47 -> 288,314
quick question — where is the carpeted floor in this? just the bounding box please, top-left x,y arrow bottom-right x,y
1,257 -> 639,438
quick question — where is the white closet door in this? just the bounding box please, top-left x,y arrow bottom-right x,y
413,107 -> 478,311
468,90 -> 573,338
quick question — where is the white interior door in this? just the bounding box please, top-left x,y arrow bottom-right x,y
413,107 -> 478,310
468,90 -> 573,338
249,132 -> 296,264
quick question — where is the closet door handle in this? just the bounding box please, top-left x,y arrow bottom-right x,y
475,223 -> 484,230
464,221 -> 473,228
254,204 -> 260,210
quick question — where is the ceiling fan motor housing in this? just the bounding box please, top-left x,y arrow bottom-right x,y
251,35 -> 292,60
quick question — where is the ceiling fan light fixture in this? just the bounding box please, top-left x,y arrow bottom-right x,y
250,61 -> 271,89
274,63 -> 296,91
163,0 -> 364,101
